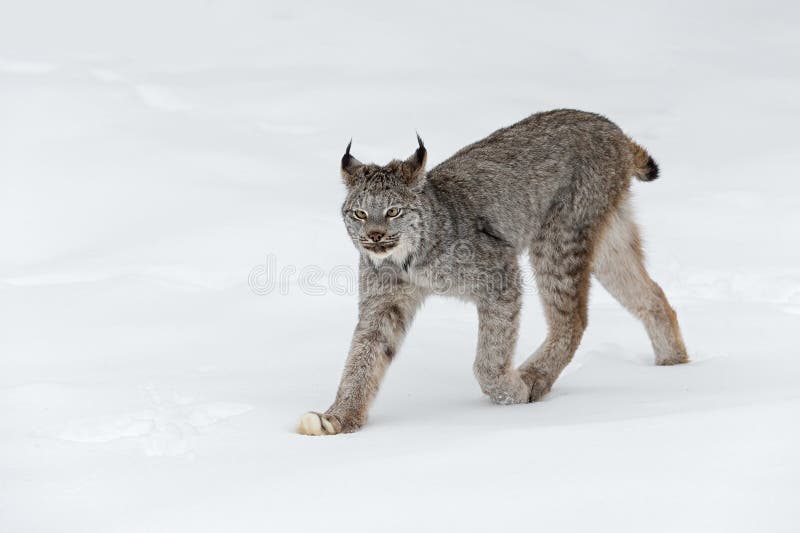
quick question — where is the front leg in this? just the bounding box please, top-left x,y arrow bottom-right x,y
298,269 -> 425,435
472,261 -> 530,405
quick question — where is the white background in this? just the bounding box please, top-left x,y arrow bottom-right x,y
1,1 -> 798,531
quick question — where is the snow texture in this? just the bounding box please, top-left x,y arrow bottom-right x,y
1,1 -> 799,532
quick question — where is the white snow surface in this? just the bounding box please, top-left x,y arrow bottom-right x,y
2,1 -> 799,531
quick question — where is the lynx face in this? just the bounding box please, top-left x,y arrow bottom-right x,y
339,137 -> 427,264
341,168 -> 423,262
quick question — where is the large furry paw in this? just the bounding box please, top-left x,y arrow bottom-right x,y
519,368 -> 553,402
656,353 -> 690,366
482,375 -> 531,405
489,389 -> 530,405
296,412 -> 342,436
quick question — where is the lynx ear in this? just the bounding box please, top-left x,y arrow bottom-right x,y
340,139 -> 362,186
402,133 -> 427,187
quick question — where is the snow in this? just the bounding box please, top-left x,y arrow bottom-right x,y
1,1 -> 799,531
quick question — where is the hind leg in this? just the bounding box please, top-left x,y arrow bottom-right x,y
593,199 -> 688,365
519,221 -> 593,401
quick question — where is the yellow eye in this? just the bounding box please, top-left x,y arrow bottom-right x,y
354,209 -> 368,220
386,207 -> 400,218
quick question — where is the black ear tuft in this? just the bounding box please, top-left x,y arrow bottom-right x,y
415,132 -> 426,166
402,133 -> 427,187
341,138 -> 353,169
340,139 -> 363,186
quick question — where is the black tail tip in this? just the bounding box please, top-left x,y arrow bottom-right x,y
643,156 -> 659,181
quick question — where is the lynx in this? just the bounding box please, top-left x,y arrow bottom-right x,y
297,109 -> 688,436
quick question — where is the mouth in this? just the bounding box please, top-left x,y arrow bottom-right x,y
362,242 -> 397,255
360,234 -> 400,256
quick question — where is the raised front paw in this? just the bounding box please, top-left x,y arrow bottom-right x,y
296,412 -> 343,436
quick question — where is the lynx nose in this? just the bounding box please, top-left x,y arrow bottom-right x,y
367,230 -> 385,242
